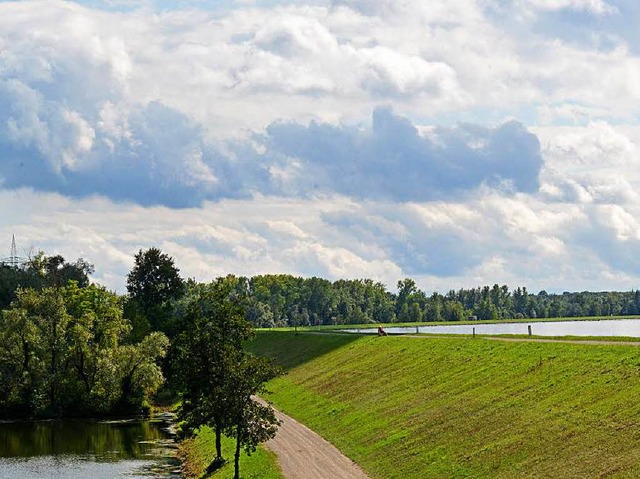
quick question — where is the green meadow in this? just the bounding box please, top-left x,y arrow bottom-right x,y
250,332 -> 640,478
179,425 -> 283,479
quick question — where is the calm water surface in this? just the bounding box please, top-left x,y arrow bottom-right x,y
351,318 -> 640,337
0,418 -> 180,479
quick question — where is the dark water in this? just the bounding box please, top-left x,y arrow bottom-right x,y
349,318 -> 640,337
0,418 -> 180,479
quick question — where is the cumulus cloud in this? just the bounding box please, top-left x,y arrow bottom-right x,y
0,95 -> 224,207
525,0 -> 617,15
536,123 -> 640,204
2,0 -> 640,293
1,0 -> 638,136
264,108 -> 543,201
3,189 -> 640,294
0,83 -> 544,205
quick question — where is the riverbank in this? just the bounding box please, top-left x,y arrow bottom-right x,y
251,331 -> 640,478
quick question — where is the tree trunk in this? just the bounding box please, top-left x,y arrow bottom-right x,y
50,344 -> 57,413
215,422 -> 223,461
234,424 -> 241,479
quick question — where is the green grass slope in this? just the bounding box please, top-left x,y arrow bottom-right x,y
179,426 -> 283,479
250,332 -> 640,478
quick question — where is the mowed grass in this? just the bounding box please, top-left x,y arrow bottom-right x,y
250,331 -> 640,478
179,426 -> 283,479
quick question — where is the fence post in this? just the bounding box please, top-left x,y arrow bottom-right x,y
473,327 -> 476,338
528,325 -> 532,337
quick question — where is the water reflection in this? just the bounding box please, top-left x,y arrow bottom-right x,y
0,419 -> 180,478
0,419 -> 166,459
0,456 -> 161,479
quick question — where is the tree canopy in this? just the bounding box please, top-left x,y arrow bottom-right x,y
172,276 -> 281,477
126,247 -> 185,337
0,283 -> 168,418
0,253 -> 94,311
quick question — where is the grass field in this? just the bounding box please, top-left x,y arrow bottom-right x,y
179,426 -> 283,479
250,331 -> 640,478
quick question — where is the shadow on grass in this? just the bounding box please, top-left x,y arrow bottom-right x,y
248,331 -> 364,371
205,457 -> 227,475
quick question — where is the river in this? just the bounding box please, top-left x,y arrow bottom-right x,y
350,318 -> 640,337
0,417 -> 180,479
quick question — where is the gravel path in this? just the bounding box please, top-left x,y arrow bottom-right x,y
262,402 -> 370,479
484,336 -> 640,346
398,334 -> 640,346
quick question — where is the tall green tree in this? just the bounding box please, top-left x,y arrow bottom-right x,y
126,247 -> 184,337
64,282 -> 131,412
0,287 -> 68,415
173,276 -> 253,464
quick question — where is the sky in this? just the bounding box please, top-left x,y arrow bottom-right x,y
1,0 -> 640,294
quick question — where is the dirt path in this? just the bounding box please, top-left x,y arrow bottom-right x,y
306,331 -> 640,346
262,402 -> 369,479
483,336 -> 640,346
395,333 -> 640,346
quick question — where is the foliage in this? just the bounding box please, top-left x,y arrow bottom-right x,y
173,277 -> 254,456
252,332 -> 640,478
223,274 -> 640,327
126,247 -> 185,336
247,275 -> 395,326
173,276 -> 281,478
0,254 -> 93,310
25,253 -> 95,288
0,284 -> 168,418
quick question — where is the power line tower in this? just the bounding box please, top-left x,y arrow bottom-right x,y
8,235 -> 19,268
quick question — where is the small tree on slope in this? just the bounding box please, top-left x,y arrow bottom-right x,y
224,353 -> 282,479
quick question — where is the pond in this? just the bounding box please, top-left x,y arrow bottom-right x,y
349,318 -> 640,337
0,417 -> 180,479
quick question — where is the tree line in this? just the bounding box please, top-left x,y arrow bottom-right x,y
220,276 -> 640,327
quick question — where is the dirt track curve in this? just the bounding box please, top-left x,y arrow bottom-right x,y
263,404 -> 369,479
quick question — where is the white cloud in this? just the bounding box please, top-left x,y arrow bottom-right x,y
525,0 -> 617,15
535,123 -> 640,204
1,0 -> 640,293
3,183 -> 640,294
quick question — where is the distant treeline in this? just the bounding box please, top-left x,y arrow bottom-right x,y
3,257 -> 640,330
223,276 -> 640,327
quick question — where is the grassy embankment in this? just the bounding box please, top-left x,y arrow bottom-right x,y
250,331 -> 640,478
179,425 -> 283,479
